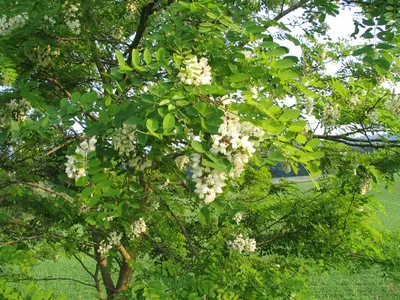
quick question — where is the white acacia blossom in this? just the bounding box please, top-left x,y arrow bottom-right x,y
191,111 -> 264,203
65,137 -> 97,180
1,99 -> 31,124
322,103 -> 339,126
386,95 -> 400,117
178,56 -> 212,86
131,217 -> 147,238
0,13 -> 28,35
227,234 -> 256,253
113,124 -> 151,171
98,231 -> 122,255
28,45 -> 60,69
233,212 -> 243,224
63,3 -> 81,34
211,112 -> 264,178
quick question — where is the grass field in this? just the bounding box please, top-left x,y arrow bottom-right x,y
307,179 -> 400,299
9,179 -> 400,299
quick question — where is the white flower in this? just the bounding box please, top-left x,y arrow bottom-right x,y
178,56 -> 212,86
322,103 -> 339,126
227,234 -> 256,253
65,137 -> 97,180
0,13 -> 28,36
386,95 -> 400,117
366,110 -> 378,122
131,217 -> 147,238
233,212 -> 243,224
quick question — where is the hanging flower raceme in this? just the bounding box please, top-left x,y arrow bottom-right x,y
227,234 -> 256,253
65,137 -> 97,180
130,217 -> 147,238
233,212 -> 243,224
112,124 -> 151,171
98,231 -> 122,255
0,98 -> 31,124
190,110 -> 264,204
211,111 -> 264,178
322,103 -> 339,126
386,94 -> 400,117
0,13 -> 28,36
178,56 -> 212,86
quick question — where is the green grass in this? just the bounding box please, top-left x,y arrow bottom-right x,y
29,255 -> 98,299
10,179 -> 400,299
307,179 -> 400,299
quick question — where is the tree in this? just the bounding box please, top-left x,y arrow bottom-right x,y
0,0 -> 399,299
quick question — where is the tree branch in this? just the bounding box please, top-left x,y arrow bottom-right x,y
162,200 -> 199,257
126,2 -> 157,65
273,0 -> 311,22
9,180 -> 74,205
7,277 -> 95,288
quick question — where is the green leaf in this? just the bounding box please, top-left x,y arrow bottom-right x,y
375,58 -> 390,70
305,138 -> 320,149
75,176 -> 88,187
259,41 -> 279,48
137,132 -> 148,146
130,181 -> 143,191
288,120 -> 307,132
192,141 -> 205,153
176,100 -> 189,106
264,47 -> 289,57
156,47 -> 165,62
131,49 -> 140,67
352,44 -> 373,56
163,113 -> 175,132
143,49 -> 152,64
230,73 -> 249,83
11,121 -> 20,139
81,187 -> 94,198
116,50 -> 125,67
199,207 -> 211,224
97,179 -> 114,188
146,118 -> 159,132
274,58 -> 294,69
87,159 -> 102,167
279,109 -> 300,122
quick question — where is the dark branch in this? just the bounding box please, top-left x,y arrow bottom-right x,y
162,200 -> 199,257
273,0 -> 311,22
126,2 -> 157,65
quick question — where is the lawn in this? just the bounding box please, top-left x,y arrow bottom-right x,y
8,178 -> 400,299
307,179 -> 400,299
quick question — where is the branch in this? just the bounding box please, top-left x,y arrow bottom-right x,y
9,181 -> 74,205
7,277 -> 95,288
273,0 -> 311,22
126,2 -> 157,65
73,253 -> 95,279
315,135 -> 400,148
162,201 -> 199,257
0,236 -> 42,246
43,138 -> 77,156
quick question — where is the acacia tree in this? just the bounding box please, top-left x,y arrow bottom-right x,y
1,0 -> 400,299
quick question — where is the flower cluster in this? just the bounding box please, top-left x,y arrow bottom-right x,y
98,231 -> 122,255
175,155 -> 190,171
233,212 -> 243,224
0,13 -> 28,35
227,234 -> 256,253
191,154 -> 227,204
211,112 -> 264,178
366,110 -> 378,123
191,112 -> 264,204
28,45 -> 60,69
113,124 -> 137,156
63,3 -> 81,34
178,56 -> 212,86
130,217 -> 147,238
386,95 -> 400,117
65,137 -> 97,180
322,103 -> 339,126
127,1 -> 138,18
112,124 -> 151,171
0,99 -> 31,123
349,96 -> 361,108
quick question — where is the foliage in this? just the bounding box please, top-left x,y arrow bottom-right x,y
0,0 -> 400,299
